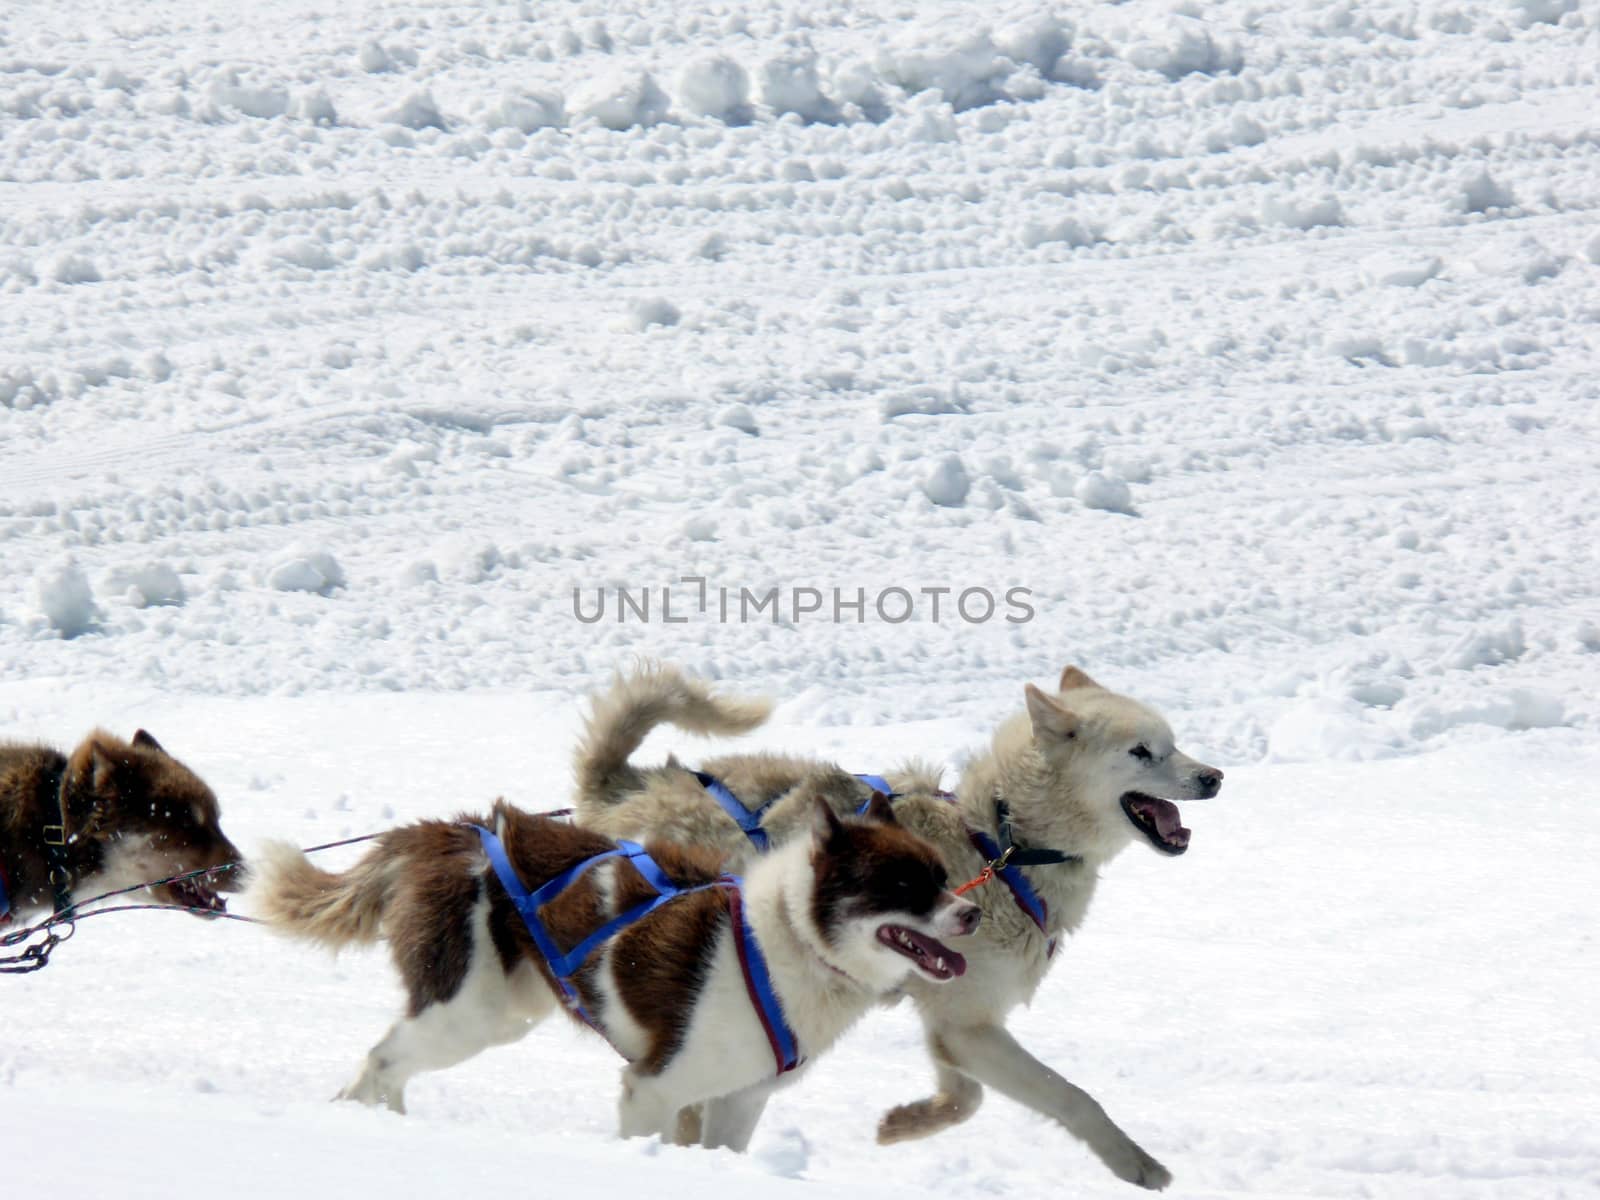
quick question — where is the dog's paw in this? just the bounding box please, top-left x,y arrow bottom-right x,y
876,1094 -> 977,1144
1102,1141 -> 1171,1191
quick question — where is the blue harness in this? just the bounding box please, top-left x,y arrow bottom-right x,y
0,864 -> 11,927
470,823 -> 801,1076
966,827 -> 1050,935
695,771 -> 1060,949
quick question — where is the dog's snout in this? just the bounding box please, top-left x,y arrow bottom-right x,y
952,900 -> 981,936
1195,767 -> 1223,798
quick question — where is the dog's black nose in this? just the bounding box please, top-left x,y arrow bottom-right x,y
1195,768 -> 1223,798
954,902 -> 982,935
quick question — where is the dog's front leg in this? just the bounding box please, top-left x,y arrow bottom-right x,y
934,1023 -> 1172,1191
617,1069 -> 679,1141
698,1085 -> 773,1153
877,1035 -> 984,1143
673,1103 -> 704,1146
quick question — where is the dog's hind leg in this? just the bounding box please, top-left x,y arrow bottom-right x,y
876,1042 -> 984,1144
339,950 -> 554,1114
339,989 -> 548,1113
931,1023 -> 1172,1191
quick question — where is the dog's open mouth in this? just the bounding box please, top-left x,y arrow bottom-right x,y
876,925 -> 967,981
1121,792 -> 1191,855
166,875 -> 229,917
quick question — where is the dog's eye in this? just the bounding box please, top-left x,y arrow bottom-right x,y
1129,745 -> 1153,762
885,870 -> 933,906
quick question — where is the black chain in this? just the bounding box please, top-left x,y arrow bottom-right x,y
0,916 -> 75,974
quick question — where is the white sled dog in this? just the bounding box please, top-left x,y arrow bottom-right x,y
254,796 -> 978,1148
573,661 -> 1223,1190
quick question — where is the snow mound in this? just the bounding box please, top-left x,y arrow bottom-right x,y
52,256 -> 102,285
676,55 -> 750,122
1269,698 -> 1403,762
37,559 -> 100,638
1262,194 -> 1345,230
1020,217 -> 1100,249
383,90 -> 447,131
1075,471 -> 1136,515
1362,252 -> 1442,287
1408,689 -> 1568,738
716,403 -> 759,435
292,90 -> 337,125
106,562 -> 186,608
1509,0 -> 1578,26
754,1126 -> 813,1179
359,42 -> 395,73
995,16 -> 1073,76
922,454 -> 971,507
266,550 -> 346,596
1122,15 -> 1240,80
757,47 -> 837,122
207,70 -> 289,120
490,89 -> 564,133
572,70 -> 670,130
629,298 -> 680,329
1459,170 -> 1516,214
880,384 -> 967,420
1442,620 -> 1526,671
875,32 -> 1014,113
269,237 -> 337,272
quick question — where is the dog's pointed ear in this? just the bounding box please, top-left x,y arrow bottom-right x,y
1058,666 -> 1103,693
812,795 -> 850,849
91,739 -> 120,790
861,792 -> 898,826
1025,683 -> 1078,742
132,729 -> 166,754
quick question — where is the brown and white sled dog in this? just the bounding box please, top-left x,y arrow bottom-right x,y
253,797 -> 979,1148
572,662 -> 1224,1190
0,729 -> 242,925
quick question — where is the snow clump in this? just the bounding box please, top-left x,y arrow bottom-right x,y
266,549 -> 346,596
571,70 -> 670,130
107,562 -> 186,608
676,56 -> 750,122
37,560 -> 101,637
922,454 -> 971,507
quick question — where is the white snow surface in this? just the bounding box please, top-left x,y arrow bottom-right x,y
1,0 -> 1598,1195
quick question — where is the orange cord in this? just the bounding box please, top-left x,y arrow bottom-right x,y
953,865 -> 995,896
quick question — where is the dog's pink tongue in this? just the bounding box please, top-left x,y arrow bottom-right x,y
1149,800 -> 1185,839
933,939 -> 966,977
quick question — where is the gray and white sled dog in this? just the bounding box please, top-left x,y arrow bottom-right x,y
573,661 -> 1223,1190
254,795 -> 979,1148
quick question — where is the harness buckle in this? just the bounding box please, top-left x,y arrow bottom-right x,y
43,825 -> 66,847
954,845 -> 1015,897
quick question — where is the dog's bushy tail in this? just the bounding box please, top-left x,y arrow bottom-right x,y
253,840 -> 392,950
574,661 -> 772,808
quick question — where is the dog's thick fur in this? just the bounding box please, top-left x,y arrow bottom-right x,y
253,797 -> 979,1146
0,729 -> 242,922
573,662 -> 1224,1190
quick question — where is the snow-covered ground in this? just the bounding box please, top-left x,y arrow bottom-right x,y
2,0 -> 1597,1195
